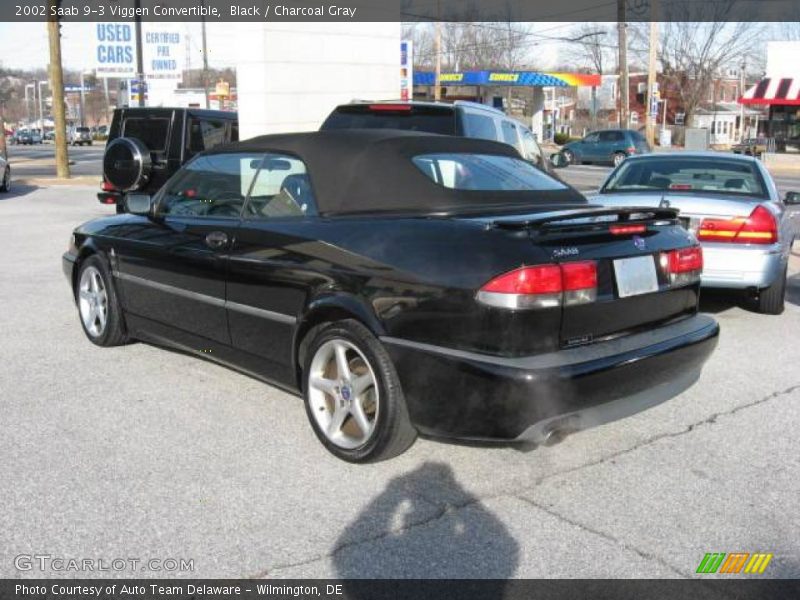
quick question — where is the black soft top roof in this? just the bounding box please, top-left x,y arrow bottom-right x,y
213,129 -> 585,216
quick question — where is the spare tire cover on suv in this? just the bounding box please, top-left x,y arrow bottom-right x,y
103,137 -> 152,192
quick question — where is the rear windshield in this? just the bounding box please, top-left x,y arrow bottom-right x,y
122,117 -> 170,152
76,127 -> 90,133
413,153 -> 567,192
321,106 -> 456,135
603,157 -> 767,198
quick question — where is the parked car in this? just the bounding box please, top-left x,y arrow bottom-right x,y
321,100 -> 553,173
15,129 -> 42,145
63,130 -> 719,462
43,130 -> 56,142
99,107 -> 238,213
731,137 -> 770,157
68,126 -> 93,146
591,152 -> 800,314
0,155 -> 10,192
557,129 -> 651,167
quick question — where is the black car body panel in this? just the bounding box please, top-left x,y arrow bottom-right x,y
66,130 -> 718,443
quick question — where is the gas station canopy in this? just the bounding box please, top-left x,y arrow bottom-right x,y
413,71 -> 601,87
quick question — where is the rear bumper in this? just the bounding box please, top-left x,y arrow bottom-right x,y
383,314 -> 719,442
700,242 -> 785,289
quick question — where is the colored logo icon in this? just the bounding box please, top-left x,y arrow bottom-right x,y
696,552 -> 773,574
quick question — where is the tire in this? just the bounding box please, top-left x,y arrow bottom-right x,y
302,319 -> 417,462
756,265 -> 787,315
562,149 -> 575,166
0,167 -> 9,193
75,254 -> 129,347
613,152 -> 627,167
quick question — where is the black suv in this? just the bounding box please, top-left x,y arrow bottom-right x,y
100,107 -> 238,212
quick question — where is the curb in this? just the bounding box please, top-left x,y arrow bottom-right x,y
16,176 -> 99,187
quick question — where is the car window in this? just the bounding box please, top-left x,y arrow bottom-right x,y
158,153 -> 262,218
462,112 -> 498,141
599,131 -> 624,142
322,107 -> 456,134
122,117 -> 170,152
521,129 -> 542,162
413,153 -> 567,192
187,118 -> 227,157
583,133 -> 600,143
603,157 -> 768,198
500,120 -> 519,146
244,154 -> 317,219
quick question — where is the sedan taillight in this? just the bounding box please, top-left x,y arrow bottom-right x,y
477,262 -> 597,310
697,205 -> 778,245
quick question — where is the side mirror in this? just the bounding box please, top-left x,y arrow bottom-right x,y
550,153 -> 567,169
125,193 -> 152,215
785,191 -> 800,205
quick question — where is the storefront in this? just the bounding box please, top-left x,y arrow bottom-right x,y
739,41 -> 800,153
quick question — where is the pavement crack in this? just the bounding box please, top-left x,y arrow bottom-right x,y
515,494 -> 689,577
530,382 -> 800,488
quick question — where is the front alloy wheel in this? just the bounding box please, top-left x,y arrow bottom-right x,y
79,265 -> 109,338
75,255 -> 128,346
303,320 -> 416,462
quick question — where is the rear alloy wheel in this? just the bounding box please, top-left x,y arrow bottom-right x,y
303,320 -> 416,462
756,265 -> 787,315
613,152 -> 627,167
562,149 -> 575,165
76,255 -> 129,346
0,167 -> 9,192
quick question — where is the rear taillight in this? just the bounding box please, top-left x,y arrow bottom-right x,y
368,103 -> 412,112
609,224 -> 646,235
663,246 -> 703,286
477,261 -> 597,310
697,205 -> 777,245
626,146 -> 637,154
101,180 -> 115,192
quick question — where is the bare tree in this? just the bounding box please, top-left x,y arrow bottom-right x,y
562,23 -> 612,73
625,3 -> 766,129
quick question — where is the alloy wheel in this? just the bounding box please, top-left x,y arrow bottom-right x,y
307,339 -> 379,449
613,153 -> 626,167
78,266 -> 109,338
2,169 -> 9,191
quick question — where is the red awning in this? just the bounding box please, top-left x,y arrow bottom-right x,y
739,77 -> 800,105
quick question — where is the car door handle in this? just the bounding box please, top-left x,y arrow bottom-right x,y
205,231 -> 229,249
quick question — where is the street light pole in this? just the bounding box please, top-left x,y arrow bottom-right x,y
134,0 -> 145,107
79,72 -> 86,127
38,81 -> 46,128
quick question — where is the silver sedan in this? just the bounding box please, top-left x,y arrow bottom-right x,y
590,152 -> 800,314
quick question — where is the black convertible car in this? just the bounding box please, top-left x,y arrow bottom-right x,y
63,130 -> 719,462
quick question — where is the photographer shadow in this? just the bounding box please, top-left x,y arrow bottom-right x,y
333,461 -> 519,586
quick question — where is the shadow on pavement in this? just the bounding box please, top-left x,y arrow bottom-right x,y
698,289 -> 752,314
334,461 -> 519,582
786,272 -> 800,309
0,182 -> 39,199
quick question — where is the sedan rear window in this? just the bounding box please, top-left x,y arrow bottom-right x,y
603,157 -> 767,198
413,153 -> 567,192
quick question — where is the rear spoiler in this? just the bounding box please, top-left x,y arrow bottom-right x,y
489,206 -> 679,231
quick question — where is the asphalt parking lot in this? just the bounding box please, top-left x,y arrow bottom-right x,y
1,183 -> 799,579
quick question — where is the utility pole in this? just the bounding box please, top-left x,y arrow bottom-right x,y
617,0 -> 629,129
38,81 -> 46,128
47,1 -> 70,178
434,21 -> 442,101
739,57 -> 746,142
79,72 -> 86,127
134,0 -> 145,107
201,0 -> 210,109
645,18 -> 659,147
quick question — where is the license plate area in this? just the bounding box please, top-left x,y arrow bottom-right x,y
613,255 -> 659,298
